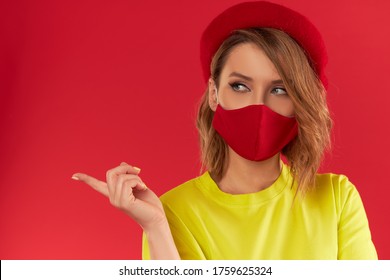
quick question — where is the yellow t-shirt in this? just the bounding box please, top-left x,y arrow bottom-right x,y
142,162 -> 377,259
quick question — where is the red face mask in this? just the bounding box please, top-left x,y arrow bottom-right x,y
212,104 -> 298,161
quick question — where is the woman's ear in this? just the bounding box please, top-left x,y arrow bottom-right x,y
208,78 -> 218,112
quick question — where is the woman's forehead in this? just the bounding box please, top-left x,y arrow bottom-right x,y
220,43 -> 281,81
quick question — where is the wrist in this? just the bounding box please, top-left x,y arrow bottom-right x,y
143,218 -> 170,236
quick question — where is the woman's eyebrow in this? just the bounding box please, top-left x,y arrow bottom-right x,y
228,72 -> 284,85
228,72 -> 253,81
271,79 -> 284,84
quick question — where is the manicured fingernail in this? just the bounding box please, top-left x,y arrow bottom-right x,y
133,166 -> 141,172
142,183 -> 148,190
71,175 -> 79,180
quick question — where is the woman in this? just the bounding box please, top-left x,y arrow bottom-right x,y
71,1 -> 377,259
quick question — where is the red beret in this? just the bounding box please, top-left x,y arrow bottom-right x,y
200,1 -> 328,87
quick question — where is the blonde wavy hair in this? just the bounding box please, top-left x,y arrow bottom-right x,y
196,28 -> 333,194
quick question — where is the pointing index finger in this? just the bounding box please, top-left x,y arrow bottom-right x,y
71,173 -> 109,197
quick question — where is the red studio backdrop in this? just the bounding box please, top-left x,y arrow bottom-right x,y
1,0 -> 389,259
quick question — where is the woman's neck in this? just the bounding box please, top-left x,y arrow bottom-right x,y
217,148 -> 282,194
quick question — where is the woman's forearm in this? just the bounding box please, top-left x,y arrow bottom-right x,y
144,220 -> 181,260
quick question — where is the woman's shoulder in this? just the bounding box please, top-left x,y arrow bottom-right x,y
315,170 -> 357,193
159,172 -> 210,207
311,170 -> 362,209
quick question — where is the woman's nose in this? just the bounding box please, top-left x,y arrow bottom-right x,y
252,91 -> 266,105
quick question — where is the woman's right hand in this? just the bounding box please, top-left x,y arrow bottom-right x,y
71,162 -> 166,232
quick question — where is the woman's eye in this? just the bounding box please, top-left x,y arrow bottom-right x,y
229,82 -> 250,93
271,87 -> 287,95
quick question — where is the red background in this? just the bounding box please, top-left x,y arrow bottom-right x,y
1,0 -> 389,259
